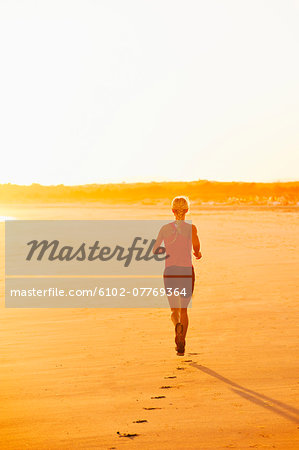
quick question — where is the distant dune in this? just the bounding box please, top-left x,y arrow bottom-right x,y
0,180 -> 299,205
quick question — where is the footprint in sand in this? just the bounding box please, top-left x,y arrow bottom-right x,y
143,407 -> 162,410
151,395 -> 166,399
117,432 -> 138,439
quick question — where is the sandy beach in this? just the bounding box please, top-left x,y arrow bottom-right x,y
1,204 -> 298,449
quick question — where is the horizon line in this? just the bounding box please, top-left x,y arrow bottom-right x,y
1,178 -> 299,188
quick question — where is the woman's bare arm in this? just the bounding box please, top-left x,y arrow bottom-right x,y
152,226 -> 165,254
192,224 -> 202,259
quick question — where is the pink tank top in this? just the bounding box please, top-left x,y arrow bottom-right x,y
163,222 -> 192,267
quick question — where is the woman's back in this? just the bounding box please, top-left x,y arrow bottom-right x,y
163,221 -> 192,268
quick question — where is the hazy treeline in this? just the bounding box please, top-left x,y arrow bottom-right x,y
0,181 -> 299,204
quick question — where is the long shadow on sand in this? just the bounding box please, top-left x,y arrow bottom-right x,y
190,363 -> 299,424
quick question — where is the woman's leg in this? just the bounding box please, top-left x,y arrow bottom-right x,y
170,307 -> 180,327
179,266 -> 194,339
166,291 -> 180,327
180,307 -> 189,339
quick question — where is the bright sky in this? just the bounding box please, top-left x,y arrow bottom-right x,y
0,0 -> 298,185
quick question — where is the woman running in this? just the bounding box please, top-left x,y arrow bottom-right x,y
153,196 -> 201,355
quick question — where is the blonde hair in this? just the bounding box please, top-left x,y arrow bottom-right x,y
171,196 -> 190,219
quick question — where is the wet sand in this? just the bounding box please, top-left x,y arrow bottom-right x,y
1,204 -> 298,449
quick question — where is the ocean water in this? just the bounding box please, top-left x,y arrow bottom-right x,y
0,216 -> 16,221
